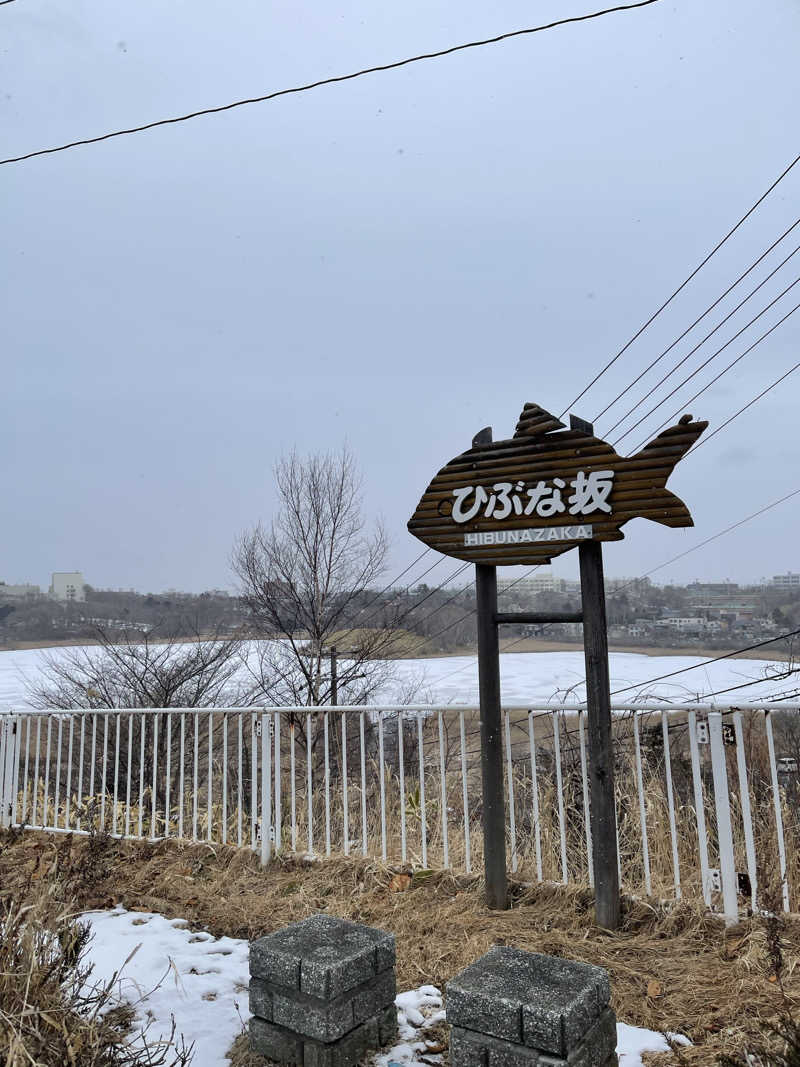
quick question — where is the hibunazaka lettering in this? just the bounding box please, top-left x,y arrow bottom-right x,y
451,470 -> 614,524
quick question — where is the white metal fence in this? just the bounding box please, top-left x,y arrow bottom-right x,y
2,703 -> 799,922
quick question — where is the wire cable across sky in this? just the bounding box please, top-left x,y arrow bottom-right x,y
558,150 -> 800,418
0,0 -> 663,166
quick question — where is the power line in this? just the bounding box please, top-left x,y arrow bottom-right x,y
429,487 -> 800,686
612,271 -> 800,446
628,299 -> 800,453
611,487 -> 800,590
688,359 -> 800,455
419,564 -> 550,647
351,547 -> 434,619
351,554 -> 458,632
686,664 -> 800,704
0,0 -> 663,167
593,218 -> 800,424
607,248 -> 800,442
557,151 -> 800,418
608,629 -> 800,696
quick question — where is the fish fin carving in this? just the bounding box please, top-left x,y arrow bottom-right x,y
513,403 -> 566,438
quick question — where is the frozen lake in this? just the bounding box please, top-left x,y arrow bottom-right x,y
0,641 -> 788,709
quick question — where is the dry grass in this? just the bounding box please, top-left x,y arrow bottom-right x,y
2,829 -> 799,1067
0,831 -> 191,1066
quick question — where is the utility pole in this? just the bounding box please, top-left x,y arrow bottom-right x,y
329,646 -> 338,707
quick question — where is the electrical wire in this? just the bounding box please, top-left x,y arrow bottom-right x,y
558,151 -> 800,417
607,250 -> 800,442
611,271 -> 800,446
608,628 -> 800,696
611,488 -> 800,591
593,217 -> 800,424
0,0 -> 663,166
688,359 -> 800,455
628,300 -> 800,453
685,665 -> 800,704
429,486 -> 800,685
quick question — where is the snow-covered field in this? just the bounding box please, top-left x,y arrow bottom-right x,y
0,641 -> 788,709
82,906 -> 688,1067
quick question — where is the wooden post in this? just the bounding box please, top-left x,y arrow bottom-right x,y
578,538 -> 620,930
330,647 -> 338,707
476,561 -> 508,910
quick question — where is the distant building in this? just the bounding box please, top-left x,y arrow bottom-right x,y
498,574 -> 568,596
771,573 -> 800,590
50,572 -> 86,602
0,581 -> 41,600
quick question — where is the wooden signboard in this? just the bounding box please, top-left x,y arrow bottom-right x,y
408,403 -> 707,565
407,400 -> 705,926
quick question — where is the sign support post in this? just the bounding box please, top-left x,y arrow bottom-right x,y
407,401 -> 706,928
475,560 -> 507,910
578,538 -> 620,929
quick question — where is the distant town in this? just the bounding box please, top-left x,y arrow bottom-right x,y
2,567 -> 799,655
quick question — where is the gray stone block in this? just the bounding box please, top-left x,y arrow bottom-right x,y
272,987 -> 354,1043
248,967 -> 396,1043
250,915 -> 396,999
250,1016 -> 303,1065
450,1025 -> 541,1067
350,969 -> 397,1027
249,1012 -> 388,1067
567,1009 -> 617,1067
447,947 -> 610,1055
303,1015 -> 380,1067
377,1003 -> 398,1046
249,978 -> 273,1022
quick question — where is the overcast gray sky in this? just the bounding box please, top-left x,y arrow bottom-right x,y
3,0 -> 799,593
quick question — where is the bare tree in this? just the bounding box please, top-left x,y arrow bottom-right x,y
25,623 -> 250,819
26,624 -> 246,710
233,446 -> 412,713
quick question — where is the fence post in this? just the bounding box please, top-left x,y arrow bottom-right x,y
1,715 -> 20,829
708,711 -> 738,923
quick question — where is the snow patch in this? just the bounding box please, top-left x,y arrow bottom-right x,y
80,907 -> 690,1067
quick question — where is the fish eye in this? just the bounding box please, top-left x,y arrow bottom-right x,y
437,499 -> 452,517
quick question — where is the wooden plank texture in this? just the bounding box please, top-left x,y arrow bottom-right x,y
407,402 -> 706,565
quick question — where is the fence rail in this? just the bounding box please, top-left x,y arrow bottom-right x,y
2,702 -> 799,922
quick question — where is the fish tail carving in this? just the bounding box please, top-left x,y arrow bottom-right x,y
628,415 -> 707,529
633,414 -> 708,485
642,487 -> 694,527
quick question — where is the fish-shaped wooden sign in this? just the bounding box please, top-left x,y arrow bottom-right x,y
407,403 -> 707,566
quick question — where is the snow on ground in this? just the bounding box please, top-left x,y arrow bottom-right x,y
81,907 -> 688,1067
0,642 -> 787,710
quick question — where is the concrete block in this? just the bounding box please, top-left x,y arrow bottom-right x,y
249,968 -> 396,1043
451,1026 -> 542,1067
377,1003 -> 398,1046
249,1011 -> 388,1067
303,1015 -> 380,1067
250,914 -> 396,1000
447,947 -> 610,1055
249,1017 -> 303,1065
350,969 -> 397,1027
567,1009 -> 617,1067
249,978 -> 273,1022
272,987 -> 355,1043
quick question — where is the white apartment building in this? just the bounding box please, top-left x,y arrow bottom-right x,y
0,581 -> 41,599
771,573 -> 800,590
50,572 -> 86,602
498,574 -> 569,596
